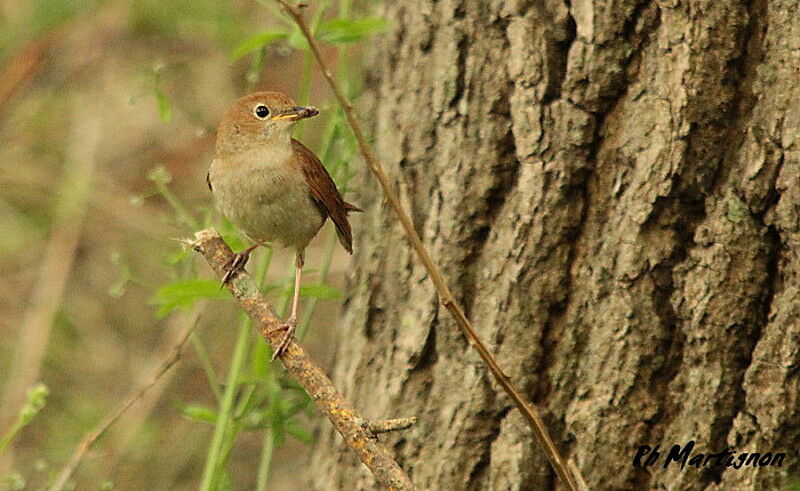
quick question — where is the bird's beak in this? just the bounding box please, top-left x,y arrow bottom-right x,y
272,106 -> 319,121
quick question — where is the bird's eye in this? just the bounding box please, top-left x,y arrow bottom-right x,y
254,105 -> 270,119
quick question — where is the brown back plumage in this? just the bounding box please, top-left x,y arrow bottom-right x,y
291,138 -> 361,253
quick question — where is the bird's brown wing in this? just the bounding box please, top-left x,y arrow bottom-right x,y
291,138 -> 359,253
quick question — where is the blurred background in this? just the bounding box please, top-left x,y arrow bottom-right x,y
0,0 -> 383,488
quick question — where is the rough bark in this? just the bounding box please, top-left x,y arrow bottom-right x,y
310,0 -> 800,489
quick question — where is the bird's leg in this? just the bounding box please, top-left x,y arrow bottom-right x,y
221,242 -> 261,284
271,251 -> 303,361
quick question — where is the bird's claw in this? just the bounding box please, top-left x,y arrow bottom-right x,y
270,316 -> 297,361
221,251 -> 251,285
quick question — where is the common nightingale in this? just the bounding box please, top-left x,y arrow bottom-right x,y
208,91 -> 361,359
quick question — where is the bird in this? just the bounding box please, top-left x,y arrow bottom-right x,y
207,91 -> 361,359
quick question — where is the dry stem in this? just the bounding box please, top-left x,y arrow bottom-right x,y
0,37 -> 47,108
273,2 -> 584,489
50,315 -> 199,491
1,102 -> 101,448
191,229 -> 413,490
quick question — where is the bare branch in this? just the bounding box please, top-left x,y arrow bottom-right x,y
190,229 -> 413,490
272,2 -> 584,489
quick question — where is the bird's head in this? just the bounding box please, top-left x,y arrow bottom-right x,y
215,91 -> 319,155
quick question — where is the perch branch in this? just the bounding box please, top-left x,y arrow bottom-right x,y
191,229 -> 413,490
273,2 -> 583,490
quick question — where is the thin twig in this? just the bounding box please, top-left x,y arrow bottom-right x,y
568,458 -> 590,491
273,2 -> 583,490
105,306 -> 208,474
190,229 -> 413,490
50,315 -> 200,491
0,37 -> 48,109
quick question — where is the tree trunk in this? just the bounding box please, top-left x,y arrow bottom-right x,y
311,0 -> 800,488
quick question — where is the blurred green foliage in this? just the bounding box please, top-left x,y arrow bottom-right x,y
317,16 -> 388,43
231,31 -> 289,61
29,0 -> 97,37
129,0 -> 244,47
152,279 -> 232,318
0,0 -> 385,489
0,384 -> 49,455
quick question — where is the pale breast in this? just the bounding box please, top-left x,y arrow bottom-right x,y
209,151 -> 325,250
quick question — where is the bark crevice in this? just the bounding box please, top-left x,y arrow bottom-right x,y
311,0 -> 800,488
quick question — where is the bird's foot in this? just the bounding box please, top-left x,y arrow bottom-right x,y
221,249 -> 252,285
270,316 -> 297,361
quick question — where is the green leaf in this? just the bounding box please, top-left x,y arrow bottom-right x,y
271,419 -> 287,447
108,251 -> 130,298
147,165 -> 172,185
155,90 -> 171,123
286,0 -> 330,51
286,24 -> 309,51
179,404 -> 218,424
286,421 -> 313,444
285,393 -> 313,417
20,383 -> 49,425
250,340 -> 271,380
281,283 -> 341,300
317,17 -> 389,44
152,279 -> 229,317
231,31 -> 289,60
